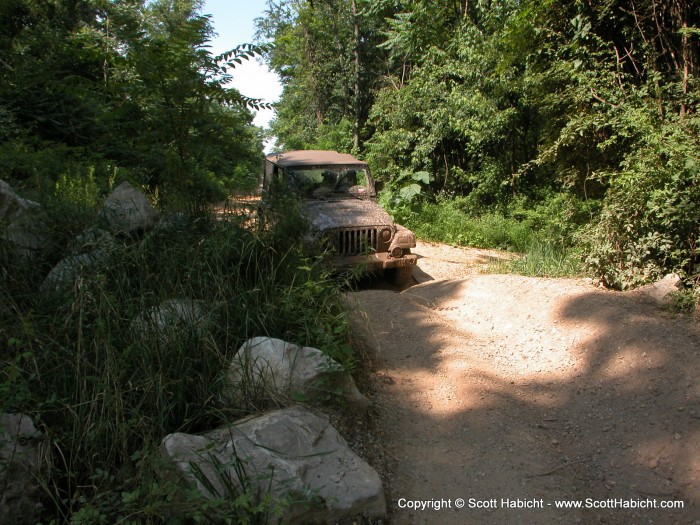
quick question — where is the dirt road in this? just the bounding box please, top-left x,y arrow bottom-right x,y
351,241 -> 700,525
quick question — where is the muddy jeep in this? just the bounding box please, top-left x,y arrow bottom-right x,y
262,150 -> 417,284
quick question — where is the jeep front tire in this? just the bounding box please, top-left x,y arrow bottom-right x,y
384,266 -> 414,286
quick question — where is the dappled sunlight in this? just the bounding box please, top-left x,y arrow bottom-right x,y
404,277 -> 590,383
386,360 -> 578,418
386,369 -> 477,415
594,346 -> 667,383
355,273 -> 700,523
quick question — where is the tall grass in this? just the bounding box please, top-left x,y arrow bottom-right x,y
385,193 -> 589,277
0,194 -> 351,523
492,241 -> 584,278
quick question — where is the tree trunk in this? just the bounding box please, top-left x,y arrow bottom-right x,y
352,0 -> 361,150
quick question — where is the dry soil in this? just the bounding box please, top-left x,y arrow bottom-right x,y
350,240 -> 700,525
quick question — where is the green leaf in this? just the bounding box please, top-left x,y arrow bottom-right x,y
412,171 -> 430,184
399,183 -> 422,202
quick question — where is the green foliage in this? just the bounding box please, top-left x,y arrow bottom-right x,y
496,241 -> 584,278
365,2 -> 543,201
263,0 -> 699,287
583,123 -> 700,289
0,198 -> 352,522
666,289 -> 699,314
53,165 -> 104,208
378,169 -> 431,210
0,0 -> 265,204
259,0 -> 388,150
386,197 -> 532,251
380,190 -> 587,278
383,191 -> 592,253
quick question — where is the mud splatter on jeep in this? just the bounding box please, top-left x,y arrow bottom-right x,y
262,150 -> 417,284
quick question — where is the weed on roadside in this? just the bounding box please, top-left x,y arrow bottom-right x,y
1,194 -> 351,523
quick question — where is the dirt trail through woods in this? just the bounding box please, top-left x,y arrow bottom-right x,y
350,241 -> 700,525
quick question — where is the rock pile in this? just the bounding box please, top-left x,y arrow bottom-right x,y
1,181 -> 384,523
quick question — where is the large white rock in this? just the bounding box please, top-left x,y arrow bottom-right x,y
0,179 -> 45,256
99,181 -> 157,234
228,337 -> 370,411
161,405 -> 386,524
0,414 -> 44,525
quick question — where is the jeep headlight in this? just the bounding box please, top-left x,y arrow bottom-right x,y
388,229 -> 416,257
393,230 -> 416,247
380,227 -> 393,242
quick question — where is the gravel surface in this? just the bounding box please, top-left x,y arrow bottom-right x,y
348,240 -> 700,525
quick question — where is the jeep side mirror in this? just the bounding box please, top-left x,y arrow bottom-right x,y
374,181 -> 384,193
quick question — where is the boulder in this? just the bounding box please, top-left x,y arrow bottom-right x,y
635,273 -> 682,306
42,183 -> 156,293
41,251 -> 107,293
151,211 -> 189,234
161,405 -> 386,524
228,337 -> 370,412
0,414 -> 44,525
0,179 -> 45,256
98,181 -> 157,235
131,299 -> 208,347
72,225 -> 115,252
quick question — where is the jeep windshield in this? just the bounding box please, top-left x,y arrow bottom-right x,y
286,165 -> 375,200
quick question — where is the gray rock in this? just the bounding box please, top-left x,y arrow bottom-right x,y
131,299 -> 208,347
0,179 -> 45,256
72,225 -> 115,252
636,273 -> 682,305
99,181 -> 157,234
41,251 -> 107,293
151,211 -> 189,234
0,414 -> 44,525
42,183 -> 156,293
228,337 -> 370,412
161,406 -> 386,524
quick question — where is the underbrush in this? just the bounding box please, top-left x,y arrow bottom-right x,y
0,195 -> 351,523
383,193 -> 589,278
491,241 -> 585,278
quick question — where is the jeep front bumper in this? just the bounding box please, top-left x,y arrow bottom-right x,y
332,251 -> 418,271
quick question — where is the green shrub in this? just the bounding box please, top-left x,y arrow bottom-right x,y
382,192 -> 589,252
583,122 -> 700,289
666,289 -> 698,314
379,190 -> 589,278
494,241 -> 584,278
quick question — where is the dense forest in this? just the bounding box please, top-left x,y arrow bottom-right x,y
2,0 -> 697,287
260,0 -> 699,290
1,0 -> 266,204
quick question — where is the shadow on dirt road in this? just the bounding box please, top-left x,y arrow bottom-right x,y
352,274 -> 699,524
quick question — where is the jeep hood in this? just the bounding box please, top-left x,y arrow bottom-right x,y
302,199 -> 393,231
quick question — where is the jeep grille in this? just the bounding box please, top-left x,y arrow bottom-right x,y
334,228 -> 380,256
